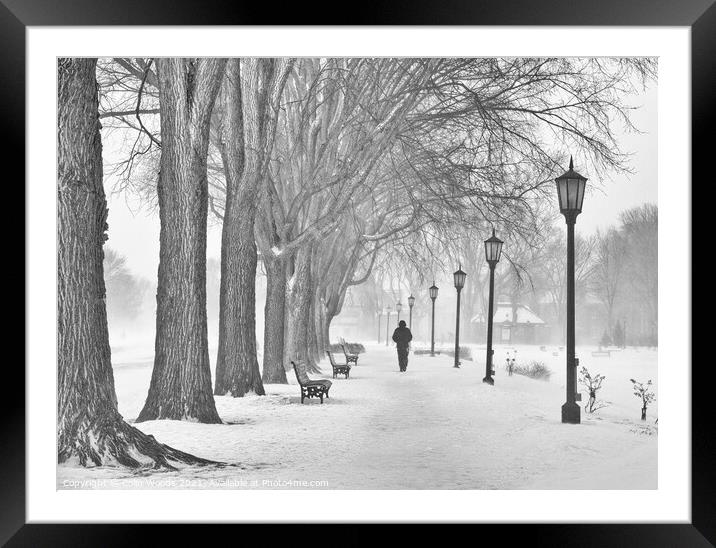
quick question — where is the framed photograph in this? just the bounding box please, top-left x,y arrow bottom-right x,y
12,0 -> 709,544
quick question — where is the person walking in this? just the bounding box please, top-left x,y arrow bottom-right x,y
392,320 -> 413,372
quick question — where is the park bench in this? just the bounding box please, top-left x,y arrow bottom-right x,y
292,361 -> 332,404
326,350 -> 351,378
339,337 -> 359,365
591,350 -> 611,357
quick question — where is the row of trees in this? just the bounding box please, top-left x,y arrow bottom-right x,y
59,56 -> 655,467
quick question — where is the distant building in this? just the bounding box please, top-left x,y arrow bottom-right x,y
470,301 -> 547,344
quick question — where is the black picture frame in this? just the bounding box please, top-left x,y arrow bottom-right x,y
9,1 -> 708,545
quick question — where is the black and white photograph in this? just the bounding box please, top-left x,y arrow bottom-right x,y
8,7 -> 706,538
56,53 -> 660,491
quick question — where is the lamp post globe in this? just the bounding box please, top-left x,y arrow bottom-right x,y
453,267 -> 466,291
453,266 -> 467,368
484,228 -> 504,265
483,228 -> 503,385
555,156 -> 587,222
556,156 -> 587,424
429,283 -> 438,356
396,300 -> 402,323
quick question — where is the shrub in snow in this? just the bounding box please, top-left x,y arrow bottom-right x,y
504,353 -> 516,376
334,342 -> 365,354
599,331 -> 612,348
630,378 -> 655,421
443,346 -> 472,361
578,366 -> 608,413
328,342 -> 366,354
513,360 -> 552,380
413,348 -> 437,355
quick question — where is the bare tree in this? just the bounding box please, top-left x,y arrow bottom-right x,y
536,227 -> 596,337
578,366 -> 609,413
620,204 -> 658,345
96,58 -> 161,205
103,248 -> 150,325
255,59 -> 438,371
592,227 -> 626,338
630,378 -> 656,421
137,58 -> 226,424
211,59 -> 290,396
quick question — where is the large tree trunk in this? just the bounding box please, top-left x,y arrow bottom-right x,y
214,59 -> 264,397
57,58 -> 212,468
137,58 -> 226,423
322,313 -> 332,351
286,246 -> 320,372
307,284 -> 320,363
262,257 -> 288,384
320,297 -> 336,354
315,297 -> 328,356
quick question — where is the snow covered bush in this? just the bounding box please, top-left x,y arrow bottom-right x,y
513,360 -> 552,380
412,348 -> 435,355
630,378 -> 655,421
578,366 -> 608,413
443,346 -> 472,361
504,352 -> 517,376
328,342 -> 366,354
347,342 -> 366,354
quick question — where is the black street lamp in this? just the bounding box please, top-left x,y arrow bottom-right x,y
385,305 -> 392,347
453,266 -> 467,368
483,228 -> 503,385
377,308 -> 382,344
429,283 -> 439,356
396,300 -> 403,323
623,318 -> 627,349
555,155 -> 587,424
408,295 -> 416,329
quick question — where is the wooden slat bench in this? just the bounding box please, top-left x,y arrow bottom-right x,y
339,337 -> 359,365
326,350 -> 351,379
292,361 -> 332,404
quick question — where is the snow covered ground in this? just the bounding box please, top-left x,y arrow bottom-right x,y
58,341 -> 657,490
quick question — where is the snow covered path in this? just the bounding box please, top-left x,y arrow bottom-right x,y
58,343 -> 657,489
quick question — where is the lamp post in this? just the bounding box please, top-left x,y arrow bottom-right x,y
408,295 -> 415,329
396,300 -> 402,323
555,155 -> 587,424
429,283 -> 438,356
623,318 -> 627,349
385,305 -> 391,347
377,308 -> 382,344
453,266 -> 467,368
483,229 -> 503,385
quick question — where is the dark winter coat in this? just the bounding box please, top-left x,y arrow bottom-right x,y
392,326 -> 413,349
